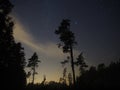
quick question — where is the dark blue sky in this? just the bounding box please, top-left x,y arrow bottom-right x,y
10,0 -> 120,83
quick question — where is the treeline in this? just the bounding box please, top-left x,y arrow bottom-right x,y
0,0 -> 26,90
26,81 -> 69,90
26,60 -> 120,90
76,60 -> 120,89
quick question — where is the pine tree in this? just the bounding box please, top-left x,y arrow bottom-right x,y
27,52 -> 40,84
55,19 -> 76,85
75,52 -> 88,75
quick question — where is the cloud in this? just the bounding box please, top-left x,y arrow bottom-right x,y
13,19 -> 67,60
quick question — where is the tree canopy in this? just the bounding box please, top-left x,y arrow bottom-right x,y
27,52 -> 40,84
0,0 -> 26,90
55,19 -> 76,85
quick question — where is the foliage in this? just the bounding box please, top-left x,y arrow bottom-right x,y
55,19 -> 76,53
26,81 -> 69,90
68,73 -> 72,86
76,59 -> 120,89
0,0 -> 26,90
27,52 -> 40,84
75,52 -> 88,74
55,19 -> 76,85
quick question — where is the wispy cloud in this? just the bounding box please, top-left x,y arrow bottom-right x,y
13,18 -> 67,60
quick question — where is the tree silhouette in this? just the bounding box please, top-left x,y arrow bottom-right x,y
63,68 -> 67,84
75,59 -> 120,89
68,73 -> 72,86
27,52 -> 40,84
97,63 -> 105,71
41,75 -> 46,85
55,19 -> 76,85
0,0 -> 26,90
26,71 -> 31,84
75,52 -> 88,75
60,58 -> 68,85
61,59 -> 69,67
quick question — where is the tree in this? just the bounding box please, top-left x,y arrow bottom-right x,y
0,0 -> 26,90
41,75 -> 46,85
62,68 -> 67,84
75,52 -> 88,75
55,19 -> 76,85
68,73 -> 72,86
59,59 -> 68,84
27,52 -> 40,84
26,71 -> 31,84
97,63 -> 105,71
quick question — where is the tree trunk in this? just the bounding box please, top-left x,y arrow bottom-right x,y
32,67 -> 35,84
70,45 -> 76,85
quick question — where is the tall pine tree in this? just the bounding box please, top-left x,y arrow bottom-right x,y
27,52 -> 40,84
55,19 -> 76,85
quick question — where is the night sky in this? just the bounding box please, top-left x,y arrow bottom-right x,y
10,0 -> 120,83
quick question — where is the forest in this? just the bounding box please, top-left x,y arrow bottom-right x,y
0,0 -> 120,90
